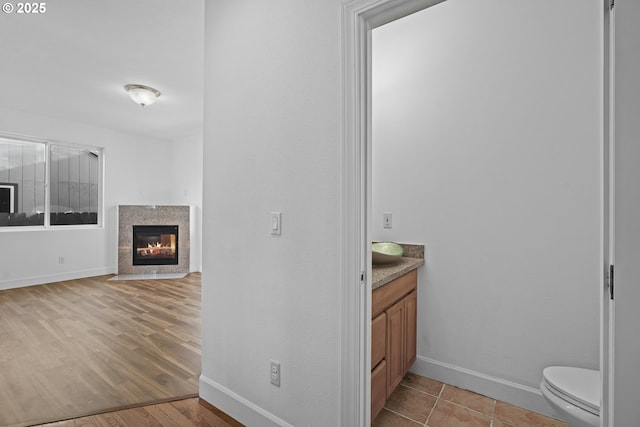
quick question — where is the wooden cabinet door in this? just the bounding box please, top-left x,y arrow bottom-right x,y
371,359 -> 387,421
371,312 -> 386,368
386,299 -> 405,398
404,290 -> 417,369
371,270 -> 419,414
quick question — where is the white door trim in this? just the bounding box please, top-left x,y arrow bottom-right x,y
602,1 -> 614,426
608,0 -> 640,424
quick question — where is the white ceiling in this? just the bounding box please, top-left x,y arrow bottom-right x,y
0,0 -> 204,141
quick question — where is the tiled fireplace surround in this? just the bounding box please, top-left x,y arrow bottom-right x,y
118,205 -> 190,275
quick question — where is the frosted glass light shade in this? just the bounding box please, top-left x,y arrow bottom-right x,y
125,84 -> 161,106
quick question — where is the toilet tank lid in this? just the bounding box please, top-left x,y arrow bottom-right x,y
543,366 -> 600,414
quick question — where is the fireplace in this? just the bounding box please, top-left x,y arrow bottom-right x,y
132,225 -> 178,266
118,205 -> 189,275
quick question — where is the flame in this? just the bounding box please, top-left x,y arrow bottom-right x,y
138,241 -> 173,256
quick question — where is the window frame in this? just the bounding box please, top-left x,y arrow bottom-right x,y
0,132 -> 104,230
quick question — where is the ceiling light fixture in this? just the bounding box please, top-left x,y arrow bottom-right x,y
124,84 -> 161,107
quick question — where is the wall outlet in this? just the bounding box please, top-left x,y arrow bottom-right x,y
383,213 -> 392,229
270,359 -> 281,387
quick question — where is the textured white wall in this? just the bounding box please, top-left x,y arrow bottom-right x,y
0,107 -> 201,289
200,1 -> 342,425
372,0 -> 601,392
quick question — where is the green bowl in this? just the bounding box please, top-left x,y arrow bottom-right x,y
372,242 -> 404,265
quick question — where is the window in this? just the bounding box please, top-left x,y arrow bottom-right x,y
49,145 -> 101,225
0,134 -> 102,228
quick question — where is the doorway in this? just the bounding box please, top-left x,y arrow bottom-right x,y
342,1 -> 607,425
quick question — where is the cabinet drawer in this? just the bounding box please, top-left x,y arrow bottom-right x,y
371,312 -> 386,367
371,359 -> 387,421
372,269 -> 417,318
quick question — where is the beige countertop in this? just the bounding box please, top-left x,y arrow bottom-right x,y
371,243 -> 425,290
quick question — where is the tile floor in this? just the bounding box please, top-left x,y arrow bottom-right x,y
373,373 -> 569,427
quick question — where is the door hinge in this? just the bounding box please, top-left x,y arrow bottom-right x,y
610,0 -> 614,10
609,264 -> 614,300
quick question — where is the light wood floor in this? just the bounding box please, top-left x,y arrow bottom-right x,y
35,398 -> 243,427
0,273 -> 202,427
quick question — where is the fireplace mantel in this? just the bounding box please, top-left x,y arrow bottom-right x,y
118,205 -> 190,275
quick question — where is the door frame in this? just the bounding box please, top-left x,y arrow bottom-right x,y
606,0 -> 640,424
341,1 -> 447,425
602,1 -> 614,426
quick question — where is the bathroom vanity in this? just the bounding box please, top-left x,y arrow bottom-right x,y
371,250 -> 424,421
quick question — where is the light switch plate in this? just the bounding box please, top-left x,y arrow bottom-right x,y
271,212 -> 281,235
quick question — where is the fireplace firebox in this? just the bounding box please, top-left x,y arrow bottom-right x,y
132,225 -> 178,265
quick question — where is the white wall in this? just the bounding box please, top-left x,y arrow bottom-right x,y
169,132 -> 203,272
372,0 -> 601,413
200,1 -> 342,426
0,107 -> 203,289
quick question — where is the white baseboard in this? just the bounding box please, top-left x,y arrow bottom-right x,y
199,375 -> 294,427
0,267 -> 114,291
410,355 -> 557,419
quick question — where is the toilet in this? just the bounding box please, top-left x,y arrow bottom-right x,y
540,366 -> 599,427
